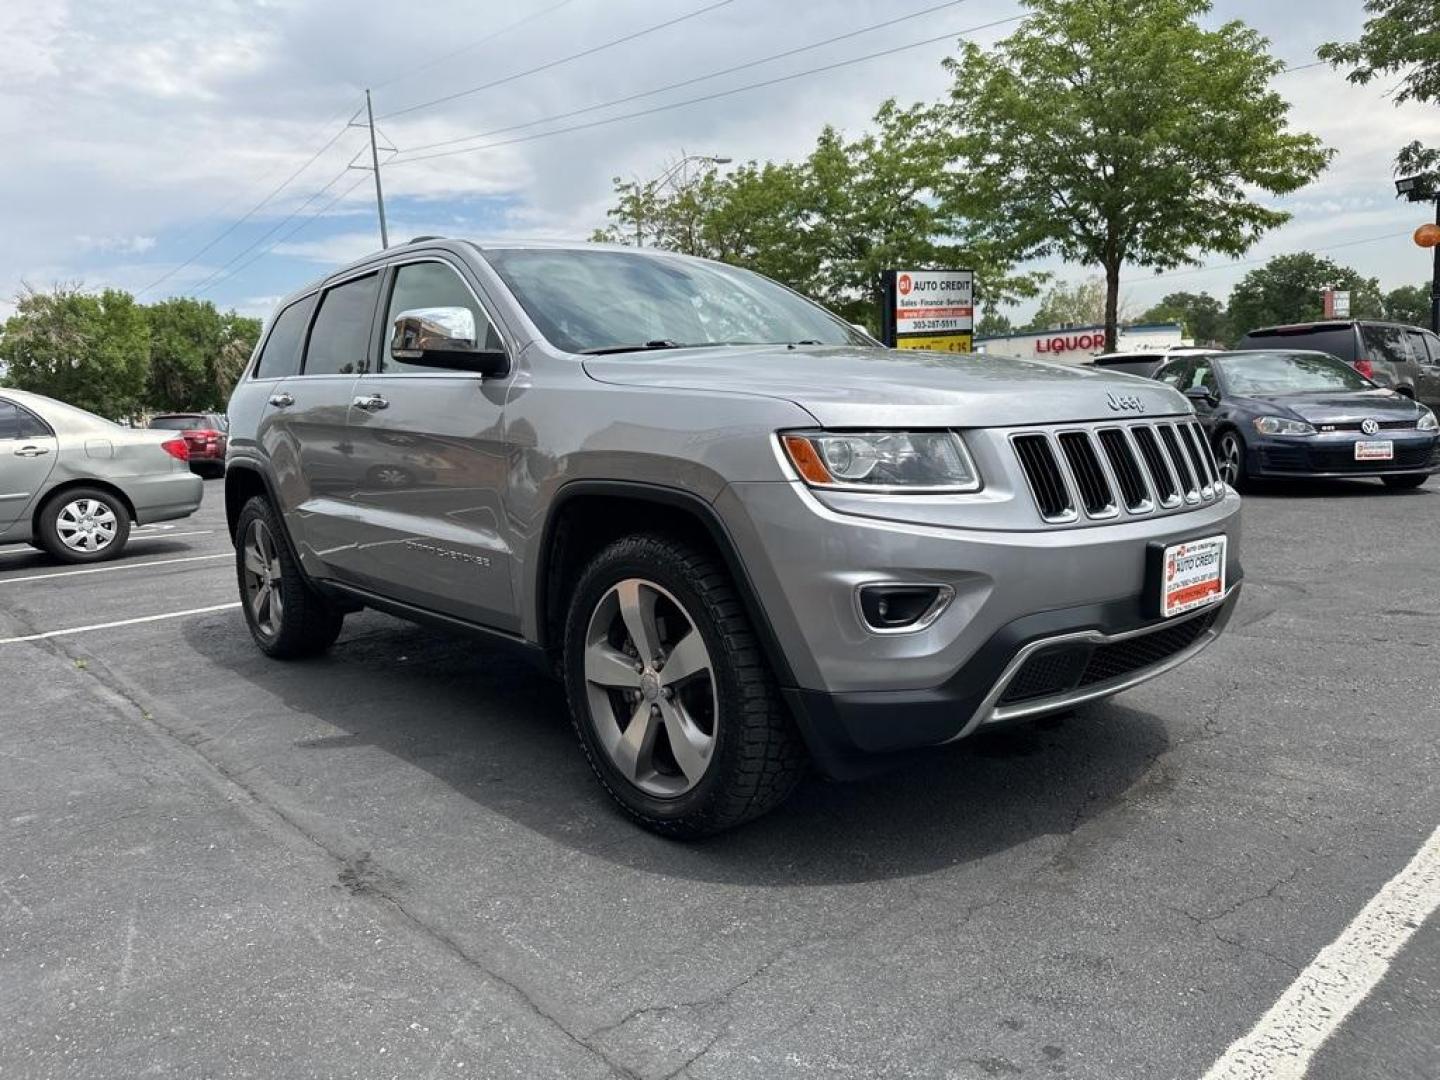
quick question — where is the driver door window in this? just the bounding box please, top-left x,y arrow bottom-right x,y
381,261 -> 503,374
1156,360 -> 1190,387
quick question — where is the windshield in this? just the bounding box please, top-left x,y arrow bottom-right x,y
483,248 -> 871,354
1216,352 -> 1372,395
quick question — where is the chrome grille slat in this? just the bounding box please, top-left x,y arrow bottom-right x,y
1011,417 -> 1226,525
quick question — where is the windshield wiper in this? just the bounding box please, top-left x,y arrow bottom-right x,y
581,339 -> 687,356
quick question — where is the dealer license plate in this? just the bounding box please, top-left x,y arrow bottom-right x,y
1160,535 -> 1227,619
1355,440 -> 1393,461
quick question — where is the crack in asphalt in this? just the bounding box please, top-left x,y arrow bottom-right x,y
43,635 -> 642,1080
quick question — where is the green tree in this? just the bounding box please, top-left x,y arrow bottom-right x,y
975,307 -> 1014,338
933,0 -> 1331,352
0,285 -> 150,419
146,297 -> 224,411
215,311 -> 262,404
1384,283 -> 1432,325
1026,278 -> 1108,330
1226,253 -> 1385,333
1139,291 -> 1230,344
1320,1 -> 1440,182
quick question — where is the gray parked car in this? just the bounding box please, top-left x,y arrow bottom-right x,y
224,239 -> 1243,836
0,389 -> 204,563
1235,320 -> 1440,411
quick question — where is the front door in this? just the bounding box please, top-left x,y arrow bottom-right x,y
0,398 -> 58,533
341,259 -> 517,630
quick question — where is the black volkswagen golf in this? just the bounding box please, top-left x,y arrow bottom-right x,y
1152,350 -> 1440,489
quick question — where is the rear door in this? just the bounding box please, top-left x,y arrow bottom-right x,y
267,271 -> 380,582
342,257 -> 517,630
0,398 -> 59,533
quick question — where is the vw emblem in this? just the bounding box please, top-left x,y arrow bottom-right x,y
1360,418 -> 1379,436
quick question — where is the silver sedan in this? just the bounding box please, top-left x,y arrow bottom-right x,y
0,389 -> 204,563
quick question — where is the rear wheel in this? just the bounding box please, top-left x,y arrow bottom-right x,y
563,534 -> 806,837
37,487 -> 131,564
1382,474 -> 1428,490
235,496 -> 344,658
1216,430 -> 1248,490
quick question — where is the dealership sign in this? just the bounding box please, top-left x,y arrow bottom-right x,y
882,269 -> 974,352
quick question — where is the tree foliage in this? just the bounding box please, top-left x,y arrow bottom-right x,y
1319,0 -> 1440,180
932,0 -> 1331,352
1383,283 -> 1433,325
1226,253 -> 1385,333
0,286 -> 261,417
1026,278 -> 1109,330
1139,291 -> 1230,344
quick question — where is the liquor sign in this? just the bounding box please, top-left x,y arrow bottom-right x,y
882,269 -> 974,352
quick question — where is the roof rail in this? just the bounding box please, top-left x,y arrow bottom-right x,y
407,235 -> 445,243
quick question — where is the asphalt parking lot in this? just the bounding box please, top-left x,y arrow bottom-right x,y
2,476 -> 1437,1080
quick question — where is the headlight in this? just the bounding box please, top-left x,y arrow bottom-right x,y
1418,408 -> 1438,432
1253,416 -> 1316,436
780,431 -> 981,492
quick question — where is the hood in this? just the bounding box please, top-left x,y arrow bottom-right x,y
582,345 -> 1191,427
1238,388 -> 1425,425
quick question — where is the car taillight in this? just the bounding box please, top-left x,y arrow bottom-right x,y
187,428 -> 221,444
161,438 -> 190,461
1354,358 -> 1374,379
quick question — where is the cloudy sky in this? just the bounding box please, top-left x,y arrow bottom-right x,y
3,0 -> 1437,324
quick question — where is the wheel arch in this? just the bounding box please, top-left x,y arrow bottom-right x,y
535,481 -> 797,686
224,460 -> 278,545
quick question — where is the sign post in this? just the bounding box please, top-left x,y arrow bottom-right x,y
882,269 -> 974,352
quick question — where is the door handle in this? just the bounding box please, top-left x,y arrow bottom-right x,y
14,445 -> 50,457
352,394 -> 389,412
269,393 -> 294,408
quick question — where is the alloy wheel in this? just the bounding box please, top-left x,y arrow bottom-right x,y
242,519 -> 285,637
55,498 -> 118,553
1218,434 -> 1242,486
582,578 -> 718,797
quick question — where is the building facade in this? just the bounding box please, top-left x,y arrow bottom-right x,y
975,322 -> 1189,364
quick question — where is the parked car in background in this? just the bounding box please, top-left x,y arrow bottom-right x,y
0,389 -> 204,563
223,238 -> 1242,836
148,412 -> 229,477
1234,321 -> 1440,411
1152,349 -> 1439,489
1086,346 -> 1216,379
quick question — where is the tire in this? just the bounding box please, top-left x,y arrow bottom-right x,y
1215,429 -> 1249,491
37,487 -> 132,564
234,495 -> 344,659
1382,474 -> 1428,490
563,534 -> 807,838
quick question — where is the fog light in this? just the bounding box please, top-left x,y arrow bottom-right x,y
857,584 -> 953,633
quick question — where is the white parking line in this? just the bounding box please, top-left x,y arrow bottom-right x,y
0,553 -> 229,585
1201,822 -> 1440,1079
0,603 -> 242,645
0,529 -> 217,557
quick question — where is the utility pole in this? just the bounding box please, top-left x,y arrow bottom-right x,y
365,89 -> 389,250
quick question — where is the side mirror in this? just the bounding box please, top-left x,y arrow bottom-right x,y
390,307 -> 508,376
1184,385 -> 1216,405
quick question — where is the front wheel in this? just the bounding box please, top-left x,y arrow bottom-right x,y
1215,430 -> 1248,491
37,487 -> 131,564
235,496 -> 344,658
1382,474 -> 1429,490
563,534 -> 806,838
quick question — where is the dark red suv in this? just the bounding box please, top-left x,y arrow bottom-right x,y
148,413 -> 228,477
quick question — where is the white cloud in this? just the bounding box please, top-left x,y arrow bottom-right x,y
74,234 -> 157,255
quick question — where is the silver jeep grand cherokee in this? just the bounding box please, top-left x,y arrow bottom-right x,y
225,238 -> 1241,836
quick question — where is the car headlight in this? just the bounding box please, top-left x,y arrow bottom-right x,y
1253,416 -> 1316,436
1418,407 -> 1438,432
780,431 -> 981,492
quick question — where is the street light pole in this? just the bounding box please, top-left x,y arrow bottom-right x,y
1431,197 -> 1439,334
365,89 -> 389,250
1397,174 -> 1440,332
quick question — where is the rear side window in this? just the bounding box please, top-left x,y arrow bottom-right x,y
1361,325 -> 1415,366
254,295 -> 316,380
1421,331 -> 1440,365
1403,328 -> 1433,366
304,273 -> 381,376
0,399 -> 51,440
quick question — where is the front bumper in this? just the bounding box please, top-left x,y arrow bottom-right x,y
1250,431 -> 1440,478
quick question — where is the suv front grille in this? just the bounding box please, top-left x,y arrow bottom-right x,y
1012,419 -> 1222,525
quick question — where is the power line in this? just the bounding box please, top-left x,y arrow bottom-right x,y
194,173 -> 373,298
384,13 -> 1027,168
376,0 -> 736,120
1120,230 -> 1412,286
136,109 -> 361,298
397,0 -> 989,158
369,0 -> 583,91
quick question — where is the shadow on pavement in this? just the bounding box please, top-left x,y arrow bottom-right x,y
1245,477 -> 1435,499
185,613 -> 1171,888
